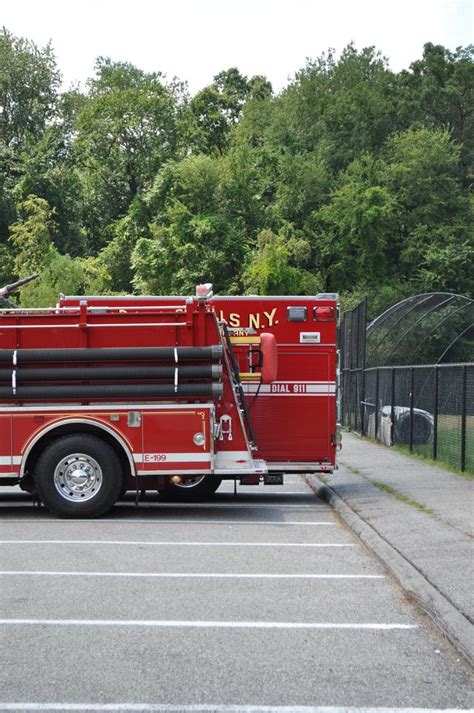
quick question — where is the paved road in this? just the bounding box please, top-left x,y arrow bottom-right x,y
0,478 -> 472,712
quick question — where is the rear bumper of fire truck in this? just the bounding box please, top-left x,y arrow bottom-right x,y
266,462 -> 333,473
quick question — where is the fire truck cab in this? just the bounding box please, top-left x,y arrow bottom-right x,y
0,286 -> 339,517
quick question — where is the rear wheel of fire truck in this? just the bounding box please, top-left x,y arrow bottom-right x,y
35,435 -> 123,518
158,475 -> 222,501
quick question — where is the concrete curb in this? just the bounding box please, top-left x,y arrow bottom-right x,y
305,474 -> 474,668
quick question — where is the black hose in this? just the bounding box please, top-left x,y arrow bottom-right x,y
0,382 -> 223,401
0,364 -> 222,382
0,345 -> 223,363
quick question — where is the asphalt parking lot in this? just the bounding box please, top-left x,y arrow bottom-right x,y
0,476 -> 472,712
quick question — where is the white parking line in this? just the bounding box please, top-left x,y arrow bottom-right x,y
0,540 -> 355,548
0,707 -> 464,712
0,571 -> 383,579
0,706 -> 466,712
114,503 -> 322,509
0,619 -> 417,630
0,503 -> 325,511
0,519 -> 336,526
219,485 -> 314,492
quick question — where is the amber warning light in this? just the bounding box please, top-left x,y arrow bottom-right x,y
314,306 -> 334,321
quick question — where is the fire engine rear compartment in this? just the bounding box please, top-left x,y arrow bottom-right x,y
0,292 -> 338,517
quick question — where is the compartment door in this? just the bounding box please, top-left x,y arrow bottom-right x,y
139,408 -> 213,475
247,350 -> 334,462
0,414 -> 13,476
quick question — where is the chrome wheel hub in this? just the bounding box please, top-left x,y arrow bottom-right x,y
54,453 -> 103,502
175,475 -> 206,489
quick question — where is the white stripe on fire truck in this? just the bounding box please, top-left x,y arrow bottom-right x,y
0,403 -> 215,413
247,381 -> 336,384
0,457 -> 21,465
242,393 -> 336,397
133,453 -> 211,464
136,469 -> 211,476
242,384 -> 336,393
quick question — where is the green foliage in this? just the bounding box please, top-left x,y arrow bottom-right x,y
19,251 -> 83,307
14,125 -> 87,255
9,194 -> 57,275
0,28 -> 60,150
8,194 -> 85,306
0,29 -> 472,316
73,59 -> 179,248
132,206 -> 243,295
188,68 -> 273,154
316,154 -> 395,291
243,229 -> 322,295
398,44 -> 474,177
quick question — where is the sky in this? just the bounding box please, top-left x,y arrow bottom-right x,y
1,0 -> 472,93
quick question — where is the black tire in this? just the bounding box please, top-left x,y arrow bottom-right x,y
158,475 -> 222,501
35,434 -> 123,518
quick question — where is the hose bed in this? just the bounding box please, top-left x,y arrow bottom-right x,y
0,345 -> 223,363
0,364 -> 222,382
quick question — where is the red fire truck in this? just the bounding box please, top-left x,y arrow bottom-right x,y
0,282 -> 339,517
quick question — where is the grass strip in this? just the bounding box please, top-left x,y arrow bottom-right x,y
370,480 -> 434,515
392,444 -> 474,480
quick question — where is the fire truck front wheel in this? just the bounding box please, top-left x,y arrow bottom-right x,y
158,475 -> 222,501
35,435 -> 123,518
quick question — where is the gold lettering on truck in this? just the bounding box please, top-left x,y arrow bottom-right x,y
263,308 -> 277,327
219,308 -> 279,329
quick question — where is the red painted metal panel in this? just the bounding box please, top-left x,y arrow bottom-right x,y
0,414 -> 13,474
10,411 -> 142,462
140,408 -> 213,473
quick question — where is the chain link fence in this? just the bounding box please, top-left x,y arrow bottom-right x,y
340,299 -> 474,473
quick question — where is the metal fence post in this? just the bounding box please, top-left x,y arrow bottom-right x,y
347,370 -> 353,432
461,365 -> 467,472
433,366 -> 439,461
390,367 -> 395,446
409,367 -> 414,452
360,297 -> 368,437
374,368 -> 380,441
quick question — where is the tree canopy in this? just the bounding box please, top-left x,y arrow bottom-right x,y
0,29 -> 472,316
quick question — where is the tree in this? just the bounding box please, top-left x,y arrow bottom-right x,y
0,30 -> 471,310
0,141 -> 18,267
382,127 -> 468,230
0,29 -> 61,270
94,210 -> 145,293
316,154 -> 395,291
268,45 -> 396,170
188,68 -> 272,154
0,28 -> 60,150
243,229 -> 322,295
8,194 -> 84,306
131,155 -> 245,294
73,59 -> 179,247
132,209 -> 243,295
14,125 -> 87,256
18,251 -> 83,307
9,194 -> 57,276
398,43 -> 474,178
380,127 -> 473,294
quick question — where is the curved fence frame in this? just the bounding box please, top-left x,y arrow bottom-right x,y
339,297 -> 473,473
